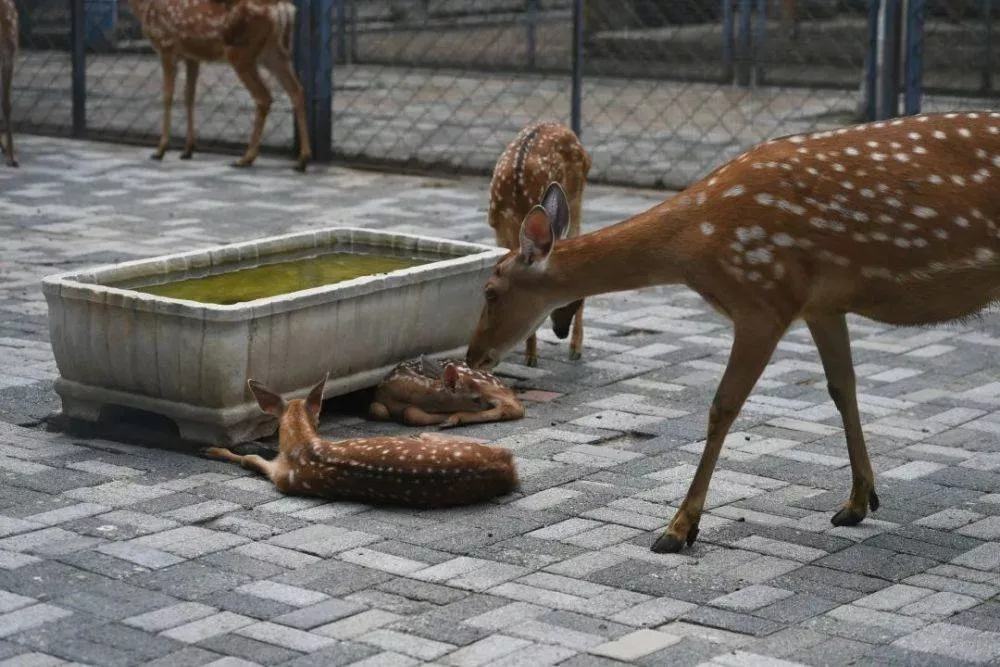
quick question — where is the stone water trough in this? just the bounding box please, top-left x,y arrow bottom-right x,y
42,228 -> 506,446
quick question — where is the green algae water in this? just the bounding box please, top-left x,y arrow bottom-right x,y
130,251 -> 429,305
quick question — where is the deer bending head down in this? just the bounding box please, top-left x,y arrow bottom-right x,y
468,111 -> 1000,553
206,376 -> 519,508
0,0 -> 17,167
127,0 -> 311,171
488,121 -> 591,366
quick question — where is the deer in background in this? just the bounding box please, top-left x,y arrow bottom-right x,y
369,356 -> 524,427
488,121 -> 591,367
127,0 -> 311,171
467,111 -> 1000,553
0,0 -> 17,167
207,376 -> 519,508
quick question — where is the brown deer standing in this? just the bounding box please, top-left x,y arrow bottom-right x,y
127,0 -> 311,171
0,0 -> 17,167
467,111 -> 1000,553
369,356 -> 525,427
489,121 -> 591,367
206,376 -> 519,508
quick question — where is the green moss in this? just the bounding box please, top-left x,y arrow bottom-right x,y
132,252 -> 428,305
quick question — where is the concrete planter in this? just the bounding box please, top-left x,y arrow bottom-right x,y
42,228 -> 505,446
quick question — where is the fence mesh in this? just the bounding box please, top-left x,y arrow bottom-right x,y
11,1 -> 1000,189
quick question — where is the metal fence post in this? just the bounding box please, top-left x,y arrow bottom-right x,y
312,0 -> 333,160
872,0 -> 900,120
526,0 -> 539,71
983,0 -> 994,93
570,0 -> 583,137
864,0 -> 880,120
70,0 -> 86,137
752,0 -> 768,85
334,0 -> 346,63
903,0 -> 924,115
736,0 -> 752,87
722,0 -> 735,81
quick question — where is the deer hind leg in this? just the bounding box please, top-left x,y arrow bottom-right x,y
439,404 -> 509,429
569,300 -> 584,360
806,314 -> 879,527
180,59 -> 200,159
152,50 -> 177,160
261,52 -> 311,172
524,333 -> 538,367
652,317 -> 787,553
1,58 -> 15,167
230,60 -> 272,168
205,447 -> 284,484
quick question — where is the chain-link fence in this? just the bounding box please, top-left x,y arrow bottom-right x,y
9,0 -> 1000,190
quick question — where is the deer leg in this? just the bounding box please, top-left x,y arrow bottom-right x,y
205,447 -> 284,484
152,51 -> 177,160
401,406 -> 450,427
230,61 -> 271,168
652,317 -> 787,553
524,332 -> 538,367
1,59 -> 15,168
806,314 -> 879,527
440,405 -> 510,429
180,59 -> 199,159
569,299 -> 585,360
369,401 -> 391,421
261,54 -> 311,172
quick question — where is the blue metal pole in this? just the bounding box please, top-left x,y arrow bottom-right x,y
722,0 -> 735,81
571,0 -> 582,137
903,0 -> 924,115
864,0 -> 880,120
983,0 -> 994,93
752,0 -> 768,85
882,0 -> 900,119
312,0 -> 333,160
736,0 -> 752,86
527,0 -> 539,71
293,0 -> 312,156
70,0 -> 86,136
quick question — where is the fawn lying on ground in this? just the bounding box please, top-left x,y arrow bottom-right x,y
369,356 -> 524,428
488,121 -> 591,366
468,111 -> 1000,552
207,376 -> 519,508
0,0 -> 17,167
127,0 -> 311,170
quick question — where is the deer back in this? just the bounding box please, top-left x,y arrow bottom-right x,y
489,122 -> 591,250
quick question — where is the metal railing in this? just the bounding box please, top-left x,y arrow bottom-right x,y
10,0 -> 1000,190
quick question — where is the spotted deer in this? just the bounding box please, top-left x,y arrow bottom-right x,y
0,0 -> 17,167
467,111 -> 1000,553
489,121 -> 591,367
127,0 -> 311,170
369,356 -> 525,428
206,376 -> 519,507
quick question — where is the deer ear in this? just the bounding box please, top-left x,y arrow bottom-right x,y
306,374 -> 327,419
540,182 -> 571,240
442,363 -> 460,391
518,206 -> 554,265
248,379 -> 285,417
419,355 -> 445,379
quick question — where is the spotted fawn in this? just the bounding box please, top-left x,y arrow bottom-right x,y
369,356 -> 524,428
488,121 -> 591,366
207,375 -> 519,508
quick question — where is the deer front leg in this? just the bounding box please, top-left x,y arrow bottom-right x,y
262,54 -> 311,172
524,332 -> 538,367
806,314 -> 879,526
230,60 -> 271,168
439,404 -> 511,429
180,59 -> 200,159
205,447 -> 284,484
652,318 -> 787,553
152,51 -> 177,160
569,299 -> 585,361
401,405 -> 450,427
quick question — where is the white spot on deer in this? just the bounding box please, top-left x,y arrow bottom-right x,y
945,113 -> 958,119
933,130 -> 946,139
933,228 -> 948,239
745,247 -> 773,265
917,115 -> 930,123
928,174 -> 943,185
913,146 -> 927,155
841,181 -> 854,190
951,175 -> 967,186
894,153 -> 910,163
968,113 -> 980,119
745,270 -> 762,282
891,119 -> 904,126
976,248 -> 996,263
871,153 -> 888,162
885,197 -> 902,208
871,231 -> 890,242
852,232 -> 869,243
735,226 -> 766,243
772,232 -> 795,247
867,141 -> 879,148
991,127 -> 1000,134
772,262 -> 786,279
778,200 -> 806,215
754,193 -> 775,206
700,222 -> 715,236
955,216 -> 971,227
844,147 -> 859,156
912,206 -> 938,219
913,237 -> 929,248
907,132 -> 921,140
789,135 -> 805,144
958,128 -> 972,138
860,188 -> 875,198
723,185 -> 745,198
806,167 -> 819,176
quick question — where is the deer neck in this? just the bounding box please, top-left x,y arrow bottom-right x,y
544,201 -> 690,302
277,404 -> 319,456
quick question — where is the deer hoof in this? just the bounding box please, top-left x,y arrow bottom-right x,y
831,506 -> 865,527
5,158 -> 17,168
294,159 -> 308,173
651,523 -> 699,553
150,152 -> 165,161
179,150 -> 194,160
568,349 -> 582,361
231,160 -> 253,169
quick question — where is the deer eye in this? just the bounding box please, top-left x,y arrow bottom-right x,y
484,287 -> 498,302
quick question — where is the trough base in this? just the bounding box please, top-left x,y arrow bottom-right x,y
52,346 -> 467,447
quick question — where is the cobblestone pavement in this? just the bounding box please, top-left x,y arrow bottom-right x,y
2,135 -> 1000,666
